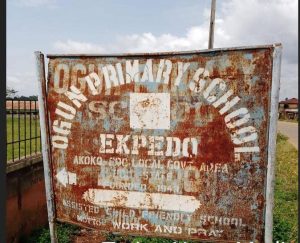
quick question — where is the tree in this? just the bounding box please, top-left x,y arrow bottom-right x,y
28,95 -> 38,101
6,87 -> 18,98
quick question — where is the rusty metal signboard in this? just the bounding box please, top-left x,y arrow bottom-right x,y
36,44 -> 282,243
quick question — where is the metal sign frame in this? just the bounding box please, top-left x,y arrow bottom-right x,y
36,44 -> 282,243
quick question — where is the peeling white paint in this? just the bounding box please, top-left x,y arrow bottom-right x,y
82,189 -> 201,213
130,93 -> 170,130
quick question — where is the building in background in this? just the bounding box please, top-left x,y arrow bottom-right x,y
278,97 -> 298,120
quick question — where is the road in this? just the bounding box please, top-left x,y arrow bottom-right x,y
277,121 -> 298,148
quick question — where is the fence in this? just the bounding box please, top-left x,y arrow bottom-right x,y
6,99 -> 41,162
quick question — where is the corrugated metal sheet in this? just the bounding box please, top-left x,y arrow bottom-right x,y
42,45 -> 281,242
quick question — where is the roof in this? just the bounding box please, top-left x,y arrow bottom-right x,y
279,98 -> 298,104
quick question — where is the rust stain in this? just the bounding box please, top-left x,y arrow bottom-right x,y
45,47 -> 276,242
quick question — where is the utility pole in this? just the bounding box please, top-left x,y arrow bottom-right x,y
208,0 -> 216,49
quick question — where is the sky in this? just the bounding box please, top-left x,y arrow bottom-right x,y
7,0 -> 298,100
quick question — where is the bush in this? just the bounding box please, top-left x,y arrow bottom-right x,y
23,223 -> 78,243
105,234 -> 193,243
273,215 -> 293,242
276,133 -> 288,142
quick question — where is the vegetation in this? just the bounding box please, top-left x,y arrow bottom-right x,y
12,95 -> 38,101
273,133 -> 298,242
6,87 -> 38,100
105,233 -> 191,243
23,223 -> 79,243
6,90 -> 40,161
6,116 -> 41,161
6,87 -> 18,99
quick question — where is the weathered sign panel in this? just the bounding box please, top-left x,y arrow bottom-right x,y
37,45 -> 281,242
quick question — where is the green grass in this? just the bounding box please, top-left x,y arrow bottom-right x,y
24,134 -> 298,242
105,234 -> 189,243
6,115 -> 41,162
273,133 -> 298,242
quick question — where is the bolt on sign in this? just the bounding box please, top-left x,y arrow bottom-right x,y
36,44 -> 282,243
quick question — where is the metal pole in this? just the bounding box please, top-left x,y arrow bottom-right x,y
35,51 -> 58,243
208,0 -> 216,49
264,44 -> 282,243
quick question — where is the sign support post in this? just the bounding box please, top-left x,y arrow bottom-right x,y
208,0 -> 216,49
35,51 -> 58,243
264,44 -> 282,243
